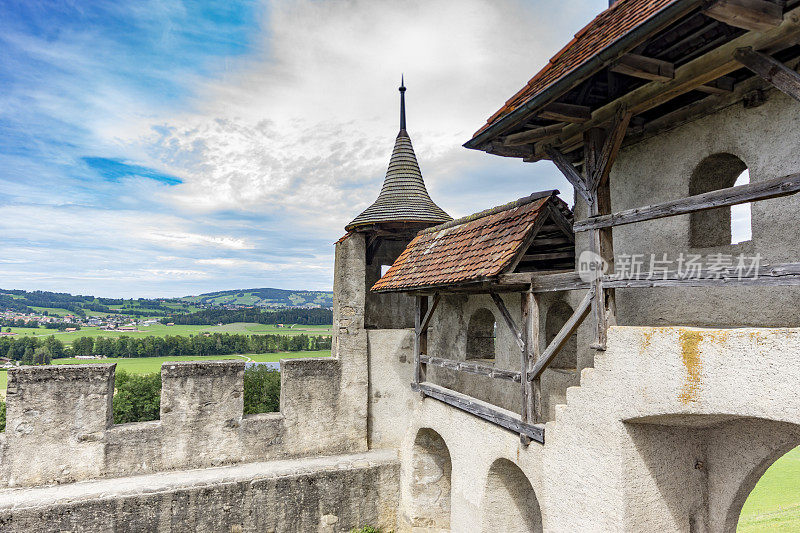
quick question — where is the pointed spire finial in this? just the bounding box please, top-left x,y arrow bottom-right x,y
399,75 -> 407,131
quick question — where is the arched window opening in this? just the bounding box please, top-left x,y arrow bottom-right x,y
545,301 -> 577,369
689,153 -> 751,248
736,445 -> 800,531
481,458 -> 543,533
466,308 -> 496,360
409,428 -> 452,530
731,169 -> 752,245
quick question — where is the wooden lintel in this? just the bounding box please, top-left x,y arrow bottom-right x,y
504,123 -> 565,146
734,47 -> 800,103
574,171 -> 800,232
411,381 -> 544,443
545,146 -> 592,204
695,76 -> 736,94
498,271 -> 589,292
610,53 -> 675,82
528,288 -> 594,381
419,355 -> 521,383
704,0 -> 783,32
538,102 -> 592,123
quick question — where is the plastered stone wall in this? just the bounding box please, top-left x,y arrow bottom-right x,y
0,355 -> 367,488
573,89 -> 800,329
0,451 -> 400,533
381,325 -> 800,532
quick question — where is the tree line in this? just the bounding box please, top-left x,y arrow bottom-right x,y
162,307 -> 332,326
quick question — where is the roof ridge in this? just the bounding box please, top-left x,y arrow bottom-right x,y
419,190 -> 558,235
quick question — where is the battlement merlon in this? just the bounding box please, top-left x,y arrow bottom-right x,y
0,356 -> 367,488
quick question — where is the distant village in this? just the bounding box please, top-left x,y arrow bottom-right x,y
0,310 -> 163,336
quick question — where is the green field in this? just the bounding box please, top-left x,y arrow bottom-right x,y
0,350 -> 331,397
1,322 -> 332,344
738,446 -> 800,532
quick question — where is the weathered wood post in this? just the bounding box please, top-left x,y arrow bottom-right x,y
521,289 -> 540,442
414,295 -> 428,389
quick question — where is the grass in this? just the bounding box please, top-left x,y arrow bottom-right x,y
738,446 -> 800,532
0,322 -> 332,344
0,350 -> 330,398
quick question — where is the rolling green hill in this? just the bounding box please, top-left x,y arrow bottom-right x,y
181,288 -> 332,309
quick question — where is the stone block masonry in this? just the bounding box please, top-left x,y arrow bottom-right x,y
0,358 -> 366,488
0,449 -> 399,533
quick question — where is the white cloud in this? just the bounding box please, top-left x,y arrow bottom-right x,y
127,0 -> 603,227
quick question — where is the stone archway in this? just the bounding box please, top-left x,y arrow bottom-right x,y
480,458 -> 542,533
408,428 -> 452,530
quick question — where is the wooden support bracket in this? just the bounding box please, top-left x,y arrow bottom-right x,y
490,292 -> 525,352
734,46 -> 800,103
527,288 -> 594,381
545,146 -> 592,204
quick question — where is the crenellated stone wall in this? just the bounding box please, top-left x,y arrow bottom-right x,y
0,357 -> 366,488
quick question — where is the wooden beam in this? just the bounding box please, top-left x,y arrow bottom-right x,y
419,355 -> 521,382
419,293 -> 440,333
695,76 -> 735,94
610,53 -> 675,82
521,252 -> 574,262
591,107 -> 633,191
544,203 -> 577,244
574,171 -> 800,232
545,146 -> 592,204
538,102 -> 592,123
504,123 -> 565,146
521,291 -> 541,431
704,0 -> 783,32
414,296 -> 428,387
551,5 -> 800,153
734,46 -> 800,103
490,293 -> 524,352
498,271 -> 590,293
603,262 -> 800,288
411,381 -> 544,443
528,288 -> 594,381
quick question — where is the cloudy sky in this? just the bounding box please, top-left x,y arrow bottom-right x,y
1,0 -> 609,298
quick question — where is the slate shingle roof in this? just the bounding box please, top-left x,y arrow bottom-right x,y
470,0 -> 681,140
345,130 -> 452,231
372,191 -> 569,292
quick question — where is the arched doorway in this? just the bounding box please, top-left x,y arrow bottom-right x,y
409,428 -> 452,529
734,445 -> 800,531
480,458 -> 542,533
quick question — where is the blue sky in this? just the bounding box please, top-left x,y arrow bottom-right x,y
0,0 -> 607,298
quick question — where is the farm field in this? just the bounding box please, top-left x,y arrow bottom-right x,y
738,446 -> 800,532
1,322 -> 332,344
0,350 -> 331,397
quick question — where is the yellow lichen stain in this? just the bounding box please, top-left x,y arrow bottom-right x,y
639,329 -> 655,356
678,329 -> 703,405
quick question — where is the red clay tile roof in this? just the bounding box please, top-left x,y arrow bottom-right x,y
372,192 -> 569,292
470,0 -> 681,140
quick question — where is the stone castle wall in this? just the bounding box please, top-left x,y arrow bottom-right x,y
0,357 -> 366,488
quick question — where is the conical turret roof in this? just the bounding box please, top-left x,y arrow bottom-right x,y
346,80 -> 451,232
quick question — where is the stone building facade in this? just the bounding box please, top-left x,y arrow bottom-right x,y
3,1 -> 800,531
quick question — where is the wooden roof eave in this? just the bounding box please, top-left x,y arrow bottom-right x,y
463,0 -> 702,151
528,3 -> 800,160
371,277 -> 531,296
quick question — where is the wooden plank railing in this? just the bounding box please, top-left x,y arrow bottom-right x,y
419,355 -> 521,383
411,381 -> 544,444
